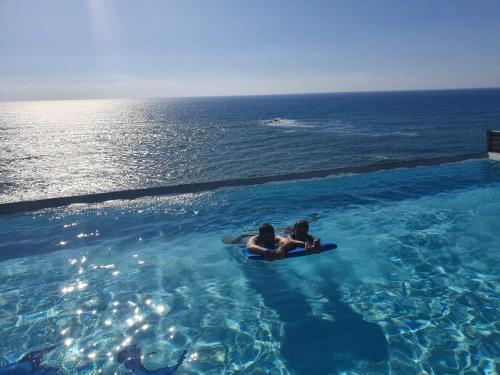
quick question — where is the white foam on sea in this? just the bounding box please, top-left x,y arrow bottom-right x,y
258,118 -> 314,128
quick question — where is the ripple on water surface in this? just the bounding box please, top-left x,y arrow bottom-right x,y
2,89 -> 500,203
0,160 -> 499,374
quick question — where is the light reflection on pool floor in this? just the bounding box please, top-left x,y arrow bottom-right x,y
0,160 -> 499,374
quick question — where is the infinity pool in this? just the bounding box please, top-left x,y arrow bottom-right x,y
1,160 -> 499,374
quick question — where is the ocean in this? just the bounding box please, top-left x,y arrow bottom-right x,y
1,88 -> 500,204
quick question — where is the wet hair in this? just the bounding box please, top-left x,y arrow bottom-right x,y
293,220 -> 309,232
259,223 -> 275,237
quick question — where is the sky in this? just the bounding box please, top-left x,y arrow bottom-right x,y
1,0 -> 500,101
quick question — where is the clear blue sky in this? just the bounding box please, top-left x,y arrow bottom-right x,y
1,0 -> 500,100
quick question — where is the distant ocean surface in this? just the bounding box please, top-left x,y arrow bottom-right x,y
1,89 -> 499,204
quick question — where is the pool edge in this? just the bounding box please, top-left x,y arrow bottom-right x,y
0,152 -> 487,216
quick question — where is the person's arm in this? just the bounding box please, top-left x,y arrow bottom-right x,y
275,236 -> 297,258
246,236 -> 271,254
246,236 -> 276,261
309,235 -> 320,245
309,235 -> 321,253
288,237 -> 307,248
286,235 -> 320,254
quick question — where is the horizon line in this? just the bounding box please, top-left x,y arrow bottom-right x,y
1,86 -> 500,104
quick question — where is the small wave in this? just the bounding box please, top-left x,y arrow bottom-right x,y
367,131 -> 419,138
391,131 -> 419,137
0,155 -> 41,164
259,118 -> 314,128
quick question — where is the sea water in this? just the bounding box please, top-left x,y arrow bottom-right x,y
1,88 -> 500,204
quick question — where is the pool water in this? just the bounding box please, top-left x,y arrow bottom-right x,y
0,160 -> 499,374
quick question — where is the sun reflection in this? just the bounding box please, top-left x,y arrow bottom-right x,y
64,338 -> 74,346
126,310 -> 144,327
76,230 -> 100,239
62,286 -> 75,294
168,325 -> 175,339
61,280 -> 88,294
92,264 -> 115,270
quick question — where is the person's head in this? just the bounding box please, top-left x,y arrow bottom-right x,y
259,223 -> 275,244
293,220 -> 309,240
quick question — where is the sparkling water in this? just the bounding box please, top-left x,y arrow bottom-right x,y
2,89 -> 500,203
1,160 -> 499,374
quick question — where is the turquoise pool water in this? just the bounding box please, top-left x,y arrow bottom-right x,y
1,160 -> 499,374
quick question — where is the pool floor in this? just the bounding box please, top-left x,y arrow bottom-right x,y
0,160 -> 499,374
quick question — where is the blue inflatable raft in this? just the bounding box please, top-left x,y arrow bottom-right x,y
242,243 -> 337,260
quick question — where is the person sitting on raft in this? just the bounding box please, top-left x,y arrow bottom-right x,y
246,223 -> 295,261
288,219 -> 321,254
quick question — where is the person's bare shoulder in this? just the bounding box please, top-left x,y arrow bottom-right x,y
276,235 -> 291,244
247,235 -> 259,246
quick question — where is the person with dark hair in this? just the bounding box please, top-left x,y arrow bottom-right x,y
288,219 -> 321,254
246,223 -> 294,261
